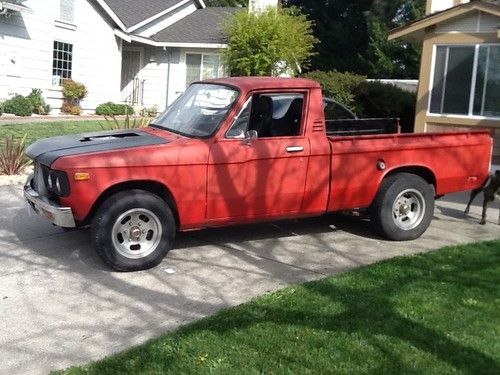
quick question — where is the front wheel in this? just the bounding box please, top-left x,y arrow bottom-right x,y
91,189 -> 176,271
371,173 -> 435,241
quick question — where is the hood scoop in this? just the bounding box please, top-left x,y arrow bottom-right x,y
80,133 -> 139,142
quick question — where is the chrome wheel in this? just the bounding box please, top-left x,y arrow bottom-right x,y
111,208 -> 162,259
392,189 -> 425,231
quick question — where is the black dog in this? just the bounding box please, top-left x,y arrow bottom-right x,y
464,170 -> 500,225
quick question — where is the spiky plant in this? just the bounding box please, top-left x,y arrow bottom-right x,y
100,113 -> 152,130
0,134 -> 31,175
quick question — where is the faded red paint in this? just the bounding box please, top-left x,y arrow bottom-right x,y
55,77 -> 492,230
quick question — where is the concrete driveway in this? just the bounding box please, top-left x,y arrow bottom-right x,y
0,184 -> 498,374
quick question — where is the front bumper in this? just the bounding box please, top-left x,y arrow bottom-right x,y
24,175 -> 76,228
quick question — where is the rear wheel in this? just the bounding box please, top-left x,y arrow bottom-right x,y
91,189 -> 176,271
371,173 -> 435,241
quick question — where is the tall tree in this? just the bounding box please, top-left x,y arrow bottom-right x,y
366,0 -> 425,78
283,0 -> 425,78
283,0 -> 373,74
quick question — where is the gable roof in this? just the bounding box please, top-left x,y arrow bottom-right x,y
389,0 -> 500,42
99,0 -> 205,31
151,7 -> 239,46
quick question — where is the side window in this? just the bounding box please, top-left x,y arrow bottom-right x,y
324,99 -> 356,120
227,93 -> 304,139
266,94 -> 304,137
226,99 -> 252,139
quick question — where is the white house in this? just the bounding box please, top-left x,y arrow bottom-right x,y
0,0 -> 239,113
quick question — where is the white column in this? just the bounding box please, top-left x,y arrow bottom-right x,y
248,0 -> 278,14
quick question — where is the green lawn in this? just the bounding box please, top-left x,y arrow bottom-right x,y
54,241 -> 500,374
0,121 -> 105,146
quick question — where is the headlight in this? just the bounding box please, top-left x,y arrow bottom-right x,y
47,170 -> 70,197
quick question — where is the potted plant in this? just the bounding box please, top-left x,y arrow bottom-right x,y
61,79 -> 87,115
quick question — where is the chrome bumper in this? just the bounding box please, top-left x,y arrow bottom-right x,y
24,175 -> 76,228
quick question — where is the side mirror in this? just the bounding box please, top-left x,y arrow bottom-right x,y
243,130 -> 258,146
226,128 -> 246,139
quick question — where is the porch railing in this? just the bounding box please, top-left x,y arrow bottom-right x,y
124,78 -> 145,106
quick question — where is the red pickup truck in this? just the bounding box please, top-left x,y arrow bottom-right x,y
24,77 -> 493,271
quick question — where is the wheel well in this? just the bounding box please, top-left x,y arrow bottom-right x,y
83,180 -> 180,227
385,166 -> 436,189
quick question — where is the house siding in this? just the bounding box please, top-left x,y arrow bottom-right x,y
128,46 -> 226,112
414,10 -> 500,163
139,46 -> 182,110
427,0 -> 469,14
435,12 -> 500,33
0,0 -> 122,113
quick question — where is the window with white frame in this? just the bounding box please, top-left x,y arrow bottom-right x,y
52,41 -> 73,85
430,44 -> 500,118
59,0 -> 75,23
185,53 -> 224,86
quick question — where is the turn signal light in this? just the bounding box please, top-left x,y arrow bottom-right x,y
74,172 -> 90,181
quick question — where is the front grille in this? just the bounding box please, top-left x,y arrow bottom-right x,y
33,162 -> 49,196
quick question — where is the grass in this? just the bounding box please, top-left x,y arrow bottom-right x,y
0,121 -> 105,146
54,241 -> 500,374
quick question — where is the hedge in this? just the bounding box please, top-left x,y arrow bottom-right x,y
95,102 -> 135,116
304,70 -> 416,133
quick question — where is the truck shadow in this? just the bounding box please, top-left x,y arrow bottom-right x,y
176,213 -> 381,251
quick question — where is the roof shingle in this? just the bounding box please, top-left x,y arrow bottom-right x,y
103,0 -> 183,29
151,7 -> 239,44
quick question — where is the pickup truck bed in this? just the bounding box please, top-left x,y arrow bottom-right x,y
326,118 -> 400,136
327,131 -> 492,211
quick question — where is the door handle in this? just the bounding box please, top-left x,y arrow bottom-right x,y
286,146 -> 304,153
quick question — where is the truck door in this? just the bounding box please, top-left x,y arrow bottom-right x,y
207,92 -> 311,222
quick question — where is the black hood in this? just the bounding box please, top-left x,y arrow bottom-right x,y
26,129 -> 168,166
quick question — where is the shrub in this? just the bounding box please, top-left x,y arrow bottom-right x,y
61,79 -> 87,115
2,95 -> 33,117
61,102 -> 81,115
354,81 -> 416,133
0,134 -> 31,175
224,7 -> 318,76
95,102 -> 134,116
62,79 -> 87,101
304,71 -> 366,113
100,113 -> 151,130
27,89 -> 51,115
139,105 -> 159,118
304,71 -> 417,132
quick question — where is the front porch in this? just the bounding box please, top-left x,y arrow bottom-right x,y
119,43 -> 227,112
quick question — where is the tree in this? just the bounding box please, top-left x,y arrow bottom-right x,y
223,7 -> 318,76
283,0 -> 425,78
366,0 -> 425,78
283,0 -> 373,74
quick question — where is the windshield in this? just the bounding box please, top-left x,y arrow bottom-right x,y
151,83 -> 239,138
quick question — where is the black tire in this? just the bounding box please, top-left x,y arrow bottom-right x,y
91,189 -> 176,271
370,173 -> 435,241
